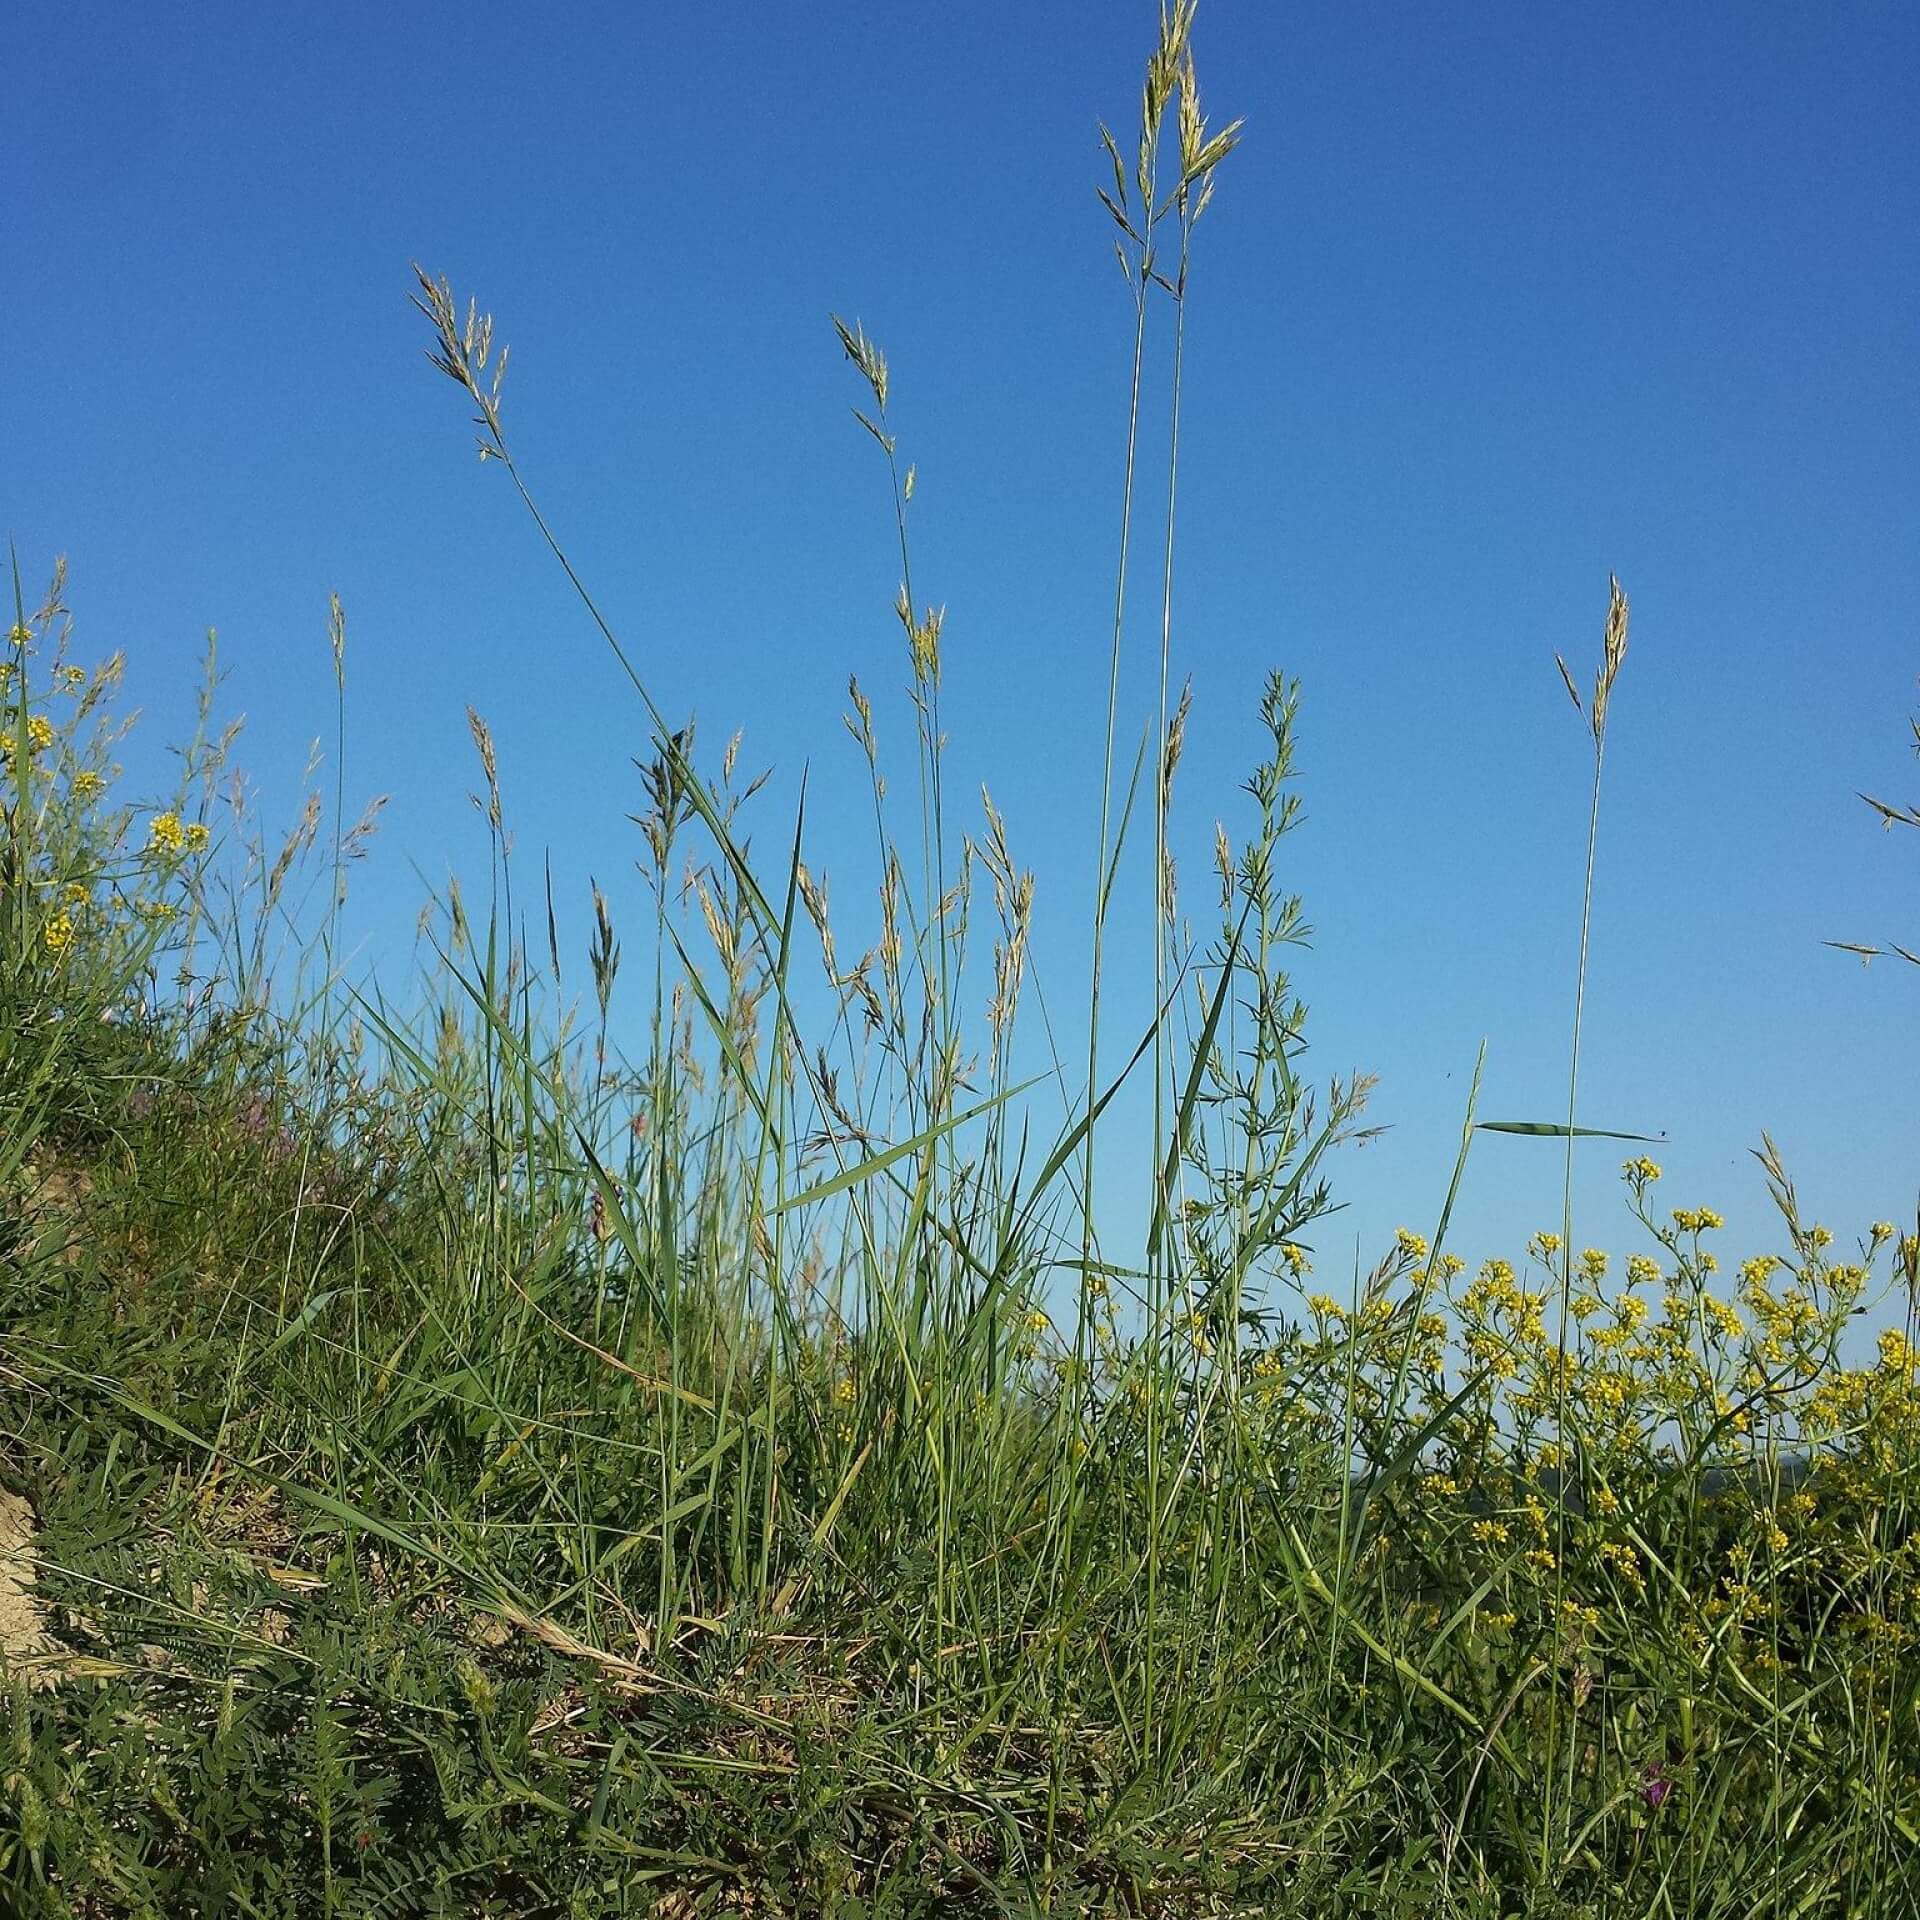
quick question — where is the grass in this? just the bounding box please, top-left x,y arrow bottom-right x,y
4,8 -> 1919,1915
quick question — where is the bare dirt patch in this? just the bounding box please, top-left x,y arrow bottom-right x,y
0,1487 -> 63,1689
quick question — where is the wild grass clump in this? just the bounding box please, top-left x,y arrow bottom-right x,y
3,8 -> 1918,1916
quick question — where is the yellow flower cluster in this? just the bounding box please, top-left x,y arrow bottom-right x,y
2,712 -> 55,761
1672,1207 -> 1725,1233
146,811 -> 208,857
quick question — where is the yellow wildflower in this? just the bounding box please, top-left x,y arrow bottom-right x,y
1600,1540 -> 1642,1584
147,811 -> 187,856
1395,1227 -> 1429,1262
1672,1207 -> 1724,1234
72,769 -> 105,799
1704,1298 -> 1744,1340
42,911 -> 73,953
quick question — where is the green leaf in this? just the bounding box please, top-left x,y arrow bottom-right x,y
1476,1119 -> 1663,1142
770,1079 -> 1038,1218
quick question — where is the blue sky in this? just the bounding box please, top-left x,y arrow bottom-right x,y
9,1 -> 1918,1299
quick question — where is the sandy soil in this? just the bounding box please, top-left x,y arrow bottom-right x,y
0,1487 -> 61,1689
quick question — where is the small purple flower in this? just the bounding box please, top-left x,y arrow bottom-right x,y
1643,1764 -> 1674,1810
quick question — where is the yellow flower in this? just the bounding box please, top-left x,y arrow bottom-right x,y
1470,1519 -> 1510,1547
1306,1293 -> 1342,1320
1626,1157 -> 1663,1183
1531,1231 -> 1563,1259
1395,1227 -> 1429,1262
1871,1222 -> 1897,1244
1599,1540 -> 1642,1584
72,769 -> 105,799
1704,1298 -> 1744,1340
42,911 -> 73,953
6,622 -> 30,648
184,821 -> 210,853
147,811 -> 187,856
832,1377 -> 856,1407
135,899 -> 176,923
1878,1329 -> 1915,1375
1558,1598 -> 1602,1635
1584,1371 -> 1629,1411
56,664 -> 86,692
1580,1248 -> 1608,1281
1672,1206 -> 1724,1234
1626,1255 -> 1661,1289
1524,1548 -> 1557,1573
1280,1242 -> 1311,1279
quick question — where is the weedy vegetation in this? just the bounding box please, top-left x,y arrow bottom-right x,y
3,7 -> 1917,1915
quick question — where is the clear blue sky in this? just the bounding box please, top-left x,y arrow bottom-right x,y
9,1 -> 1918,1295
